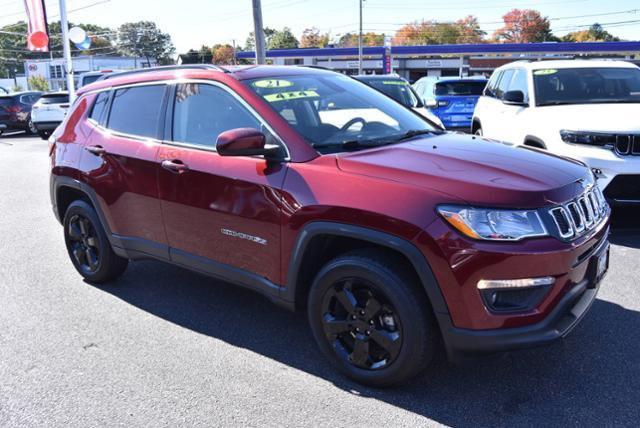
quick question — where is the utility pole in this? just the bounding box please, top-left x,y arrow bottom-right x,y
59,0 -> 75,102
358,0 -> 363,75
252,0 -> 266,65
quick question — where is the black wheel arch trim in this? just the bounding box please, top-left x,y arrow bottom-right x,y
283,222 -> 451,318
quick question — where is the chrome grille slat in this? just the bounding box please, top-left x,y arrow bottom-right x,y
547,186 -> 609,241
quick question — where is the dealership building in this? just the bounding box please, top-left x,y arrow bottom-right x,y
236,41 -> 640,82
23,55 -> 157,91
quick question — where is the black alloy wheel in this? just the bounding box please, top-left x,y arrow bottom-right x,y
63,200 -> 128,283
67,214 -> 101,275
321,278 -> 402,370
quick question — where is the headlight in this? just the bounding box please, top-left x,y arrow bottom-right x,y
437,205 -> 548,241
560,130 -> 615,147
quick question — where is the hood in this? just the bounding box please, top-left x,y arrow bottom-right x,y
536,103 -> 640,133
336,133 -> 592,208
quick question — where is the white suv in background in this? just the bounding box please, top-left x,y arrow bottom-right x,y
31,92 -> 69,140
472,60 -> 640,205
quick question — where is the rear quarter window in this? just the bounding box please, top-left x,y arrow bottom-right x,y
107,85 -> 166,139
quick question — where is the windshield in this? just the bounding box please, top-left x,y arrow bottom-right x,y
246,74 -> 434,153
434,81 -> 486,96
534,67 -> 640,106
362,78 -> 422,108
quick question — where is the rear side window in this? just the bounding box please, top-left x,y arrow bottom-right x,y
108,85 -> 166,139
89,92 -> 110,124
172,83 -> 261,148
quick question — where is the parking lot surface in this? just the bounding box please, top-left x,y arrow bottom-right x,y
1,134 -> 639,427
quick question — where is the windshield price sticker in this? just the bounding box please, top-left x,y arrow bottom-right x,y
253,79 -> 294,88
382,80 -> 407,86
264,90 -> 320,102
533,69 -> 558,76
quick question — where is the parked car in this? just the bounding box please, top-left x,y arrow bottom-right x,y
413,76 -> 487,131
0,91 -> 41,136
31,92 -> 70,140
355,75 -> 445,129
50,64 -> 610,387
0,86 -> 8,94
77,70 -> 118,87
472,60 -> 640,205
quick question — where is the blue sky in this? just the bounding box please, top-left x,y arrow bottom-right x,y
2,0 -> 639,53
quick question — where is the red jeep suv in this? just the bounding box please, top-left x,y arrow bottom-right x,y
50,65 -> 610,386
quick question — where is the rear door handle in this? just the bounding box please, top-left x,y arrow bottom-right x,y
161,159 -> 189,174
85,145 -> 106,156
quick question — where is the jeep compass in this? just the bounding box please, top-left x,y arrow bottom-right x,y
50,65 -> 610,387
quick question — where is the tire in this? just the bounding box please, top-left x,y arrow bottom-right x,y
307,249 -> 437,387
63,200 -> 128,283
38,131 -> 50,140
26,118 -> 37,135
473,126 -> 483,136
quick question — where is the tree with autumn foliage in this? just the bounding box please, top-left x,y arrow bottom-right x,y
337,32 -> 385,48
562,23 -> 620,42
212,44 -> 235,64
493,9 -> 555,43
300,28 -> 330,48
392,16 -> 485,46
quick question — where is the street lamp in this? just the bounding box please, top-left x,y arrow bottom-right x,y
358,0 -> 364,75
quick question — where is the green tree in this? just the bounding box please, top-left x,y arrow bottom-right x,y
245,27 -> 277,50
28,75 -> 49,91
268,27 -> 299,49
562,24 -> 620,42
117,21 -> 176,65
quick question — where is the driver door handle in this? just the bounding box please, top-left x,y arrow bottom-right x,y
161,159 -> 189,174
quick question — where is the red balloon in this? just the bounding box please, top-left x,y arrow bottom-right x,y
29,31 -> 49,49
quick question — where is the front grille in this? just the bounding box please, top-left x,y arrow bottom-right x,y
614,134 -> 640,156
603,175 -> 640,202
548,186 -> 608,241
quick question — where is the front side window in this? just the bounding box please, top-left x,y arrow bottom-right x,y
172,83 -> 262,148
484,71 -> 502,97
494,70 -> 514,99
508,69 -> 529,102
107,85 -> 166,139
533,67 -> 640,106
245,73 -> 435,153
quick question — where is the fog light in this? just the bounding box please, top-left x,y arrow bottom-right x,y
477,277 -> 555,290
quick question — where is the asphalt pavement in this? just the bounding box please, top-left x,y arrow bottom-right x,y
1,134 -> 639,427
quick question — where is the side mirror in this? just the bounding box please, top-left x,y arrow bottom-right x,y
425,99 -> 437,108
216,128 -> 283,160
502,90 -> 527,106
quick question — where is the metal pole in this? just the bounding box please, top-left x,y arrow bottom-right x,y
358,0 -> 363,75
59,0 -> 75,102
252,0 -> 266,65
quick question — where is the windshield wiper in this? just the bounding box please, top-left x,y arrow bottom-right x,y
392,129 -> 441,142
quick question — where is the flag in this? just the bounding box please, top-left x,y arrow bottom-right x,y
23,0 -> 49,52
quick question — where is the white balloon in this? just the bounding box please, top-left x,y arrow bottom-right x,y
68,27 -> 87,44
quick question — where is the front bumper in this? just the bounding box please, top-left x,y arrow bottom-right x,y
436,232 -> 608,358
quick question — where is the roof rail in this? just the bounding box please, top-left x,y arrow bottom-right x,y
99,64 -> 228,81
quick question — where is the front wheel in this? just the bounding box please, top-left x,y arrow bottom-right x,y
308,250 -> 437,387
63,200 -> 128,283
38,131 -> 50,140
474,126 -> 483,136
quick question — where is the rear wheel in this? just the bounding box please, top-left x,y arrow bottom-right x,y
308,250 -> 437,387
63,200 -> 128,283
26,118 -> 37,135
38,131 -> 50,140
